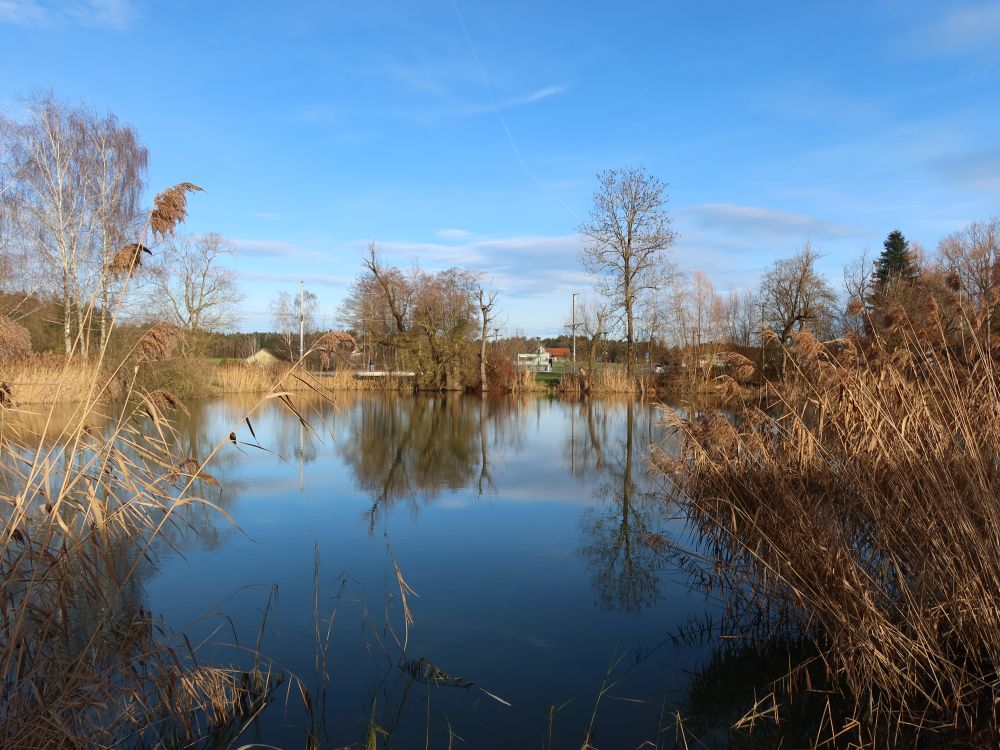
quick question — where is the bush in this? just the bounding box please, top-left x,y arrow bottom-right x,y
0,316 -> 32,363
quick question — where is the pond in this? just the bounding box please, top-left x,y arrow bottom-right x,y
116,394 -> 743,747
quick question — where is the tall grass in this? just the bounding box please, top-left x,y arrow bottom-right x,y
1,353 -> 105,404
0,378 -> 276,746
557,365 -> 644,394
656,311 -> 1000,743
0,183 -> 293,746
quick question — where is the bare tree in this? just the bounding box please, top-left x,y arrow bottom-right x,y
410,268 -> 478,390
0,116 -> 16,287
577,298 -> 613,372
149,233 -> 243,338
7,94 -> 93,355
720,288 -> 760,350
86,112 -> 147,351
340,242 -> 415,369
579,167 -> 676,374
476,284 -> 498,392
661,270 -> 724,379
760,242 -> 838,373
938,218 -> 1000,339
361,241 -> 411,334
3,94 -> 148,356
271,287 -> 318,360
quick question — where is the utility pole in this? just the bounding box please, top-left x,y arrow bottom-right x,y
299,280 -> 304,361
571,292 -> 578,365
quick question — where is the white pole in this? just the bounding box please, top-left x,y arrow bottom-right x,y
299,280 -> 304,361
572,292 -> 577,365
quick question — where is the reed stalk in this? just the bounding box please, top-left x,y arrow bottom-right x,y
656,309 -> 1000,743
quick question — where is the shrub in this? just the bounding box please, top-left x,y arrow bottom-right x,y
0,316 -> 32,363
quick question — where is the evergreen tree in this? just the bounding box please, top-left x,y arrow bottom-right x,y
874,229 -> 917,288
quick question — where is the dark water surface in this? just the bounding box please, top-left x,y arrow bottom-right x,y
141,393 -> 730,748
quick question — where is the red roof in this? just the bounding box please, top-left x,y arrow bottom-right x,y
546,347 -> 571,358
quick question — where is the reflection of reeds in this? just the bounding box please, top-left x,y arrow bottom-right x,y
657,317 -> 1000,743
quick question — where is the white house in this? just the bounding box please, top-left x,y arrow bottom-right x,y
517,345 -> 552,372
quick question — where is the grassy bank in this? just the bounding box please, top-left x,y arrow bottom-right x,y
0,357 -> 403,405
657,317 -> 1000,744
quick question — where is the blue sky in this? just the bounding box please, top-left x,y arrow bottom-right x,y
1,0 -> 999,335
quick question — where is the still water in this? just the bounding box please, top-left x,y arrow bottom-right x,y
140,393 -> 733,748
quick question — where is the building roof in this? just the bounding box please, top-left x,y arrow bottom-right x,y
545,347 -> 571,358
244,348 -> 286,366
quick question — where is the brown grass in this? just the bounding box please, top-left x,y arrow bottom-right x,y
0,373 -> 275,746
656,315 -> 1000,743
150,182 -> 203,238
137,322 -> 183,361
107,242 -> 151,275
212,363 -> 403,394
0,316 -> 32,363
214,363 -> 317,393
0,354 -> 102,404
558,365 -> 641,395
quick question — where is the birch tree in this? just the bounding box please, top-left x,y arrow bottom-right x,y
8,95 -> 93,355
87,112 -> 147,351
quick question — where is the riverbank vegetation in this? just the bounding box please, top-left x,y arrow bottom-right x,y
657,282 -> 1000,743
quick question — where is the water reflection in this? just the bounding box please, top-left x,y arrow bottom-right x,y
577,401 -> 673,612
335,394 -> 527,530
8,392 -> 757,747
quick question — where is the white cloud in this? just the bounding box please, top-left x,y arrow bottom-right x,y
231,239 -> 304,259
679,203 -> 865,241
0,0 -> 134,29
436,228 -> 473,240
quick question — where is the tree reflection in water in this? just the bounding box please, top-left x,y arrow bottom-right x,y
336,394 -> 524,531
575,399 -> 673,612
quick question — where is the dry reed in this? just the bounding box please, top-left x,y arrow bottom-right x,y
0,354 -> 102,404
0,375 -> 273,746
141,387 -> 190,421
107,242 -> 151,275
150,182 -> 203,237
0,176 -> 305,747
137,322 -> 183,361
0,316 -> 32,363
656,310 -> 1000,744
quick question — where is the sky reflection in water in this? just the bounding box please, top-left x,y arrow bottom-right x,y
141,393 -> 724,749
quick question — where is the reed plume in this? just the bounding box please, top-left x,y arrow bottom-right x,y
107,242 -> 151,275
150,182 -> 203,237
141,387 -> 190,421
137,322 -> 183,361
